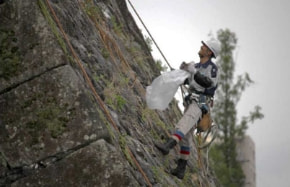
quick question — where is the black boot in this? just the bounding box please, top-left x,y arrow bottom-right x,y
171,159 -> 187,179
154,138 -> 177,155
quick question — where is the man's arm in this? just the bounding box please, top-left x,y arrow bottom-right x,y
188,64 -> 218,95
193,71 -> 213,88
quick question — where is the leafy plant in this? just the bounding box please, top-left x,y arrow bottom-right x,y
144,35 -> 153,52
111,16 -> 123,35
210,29 -> 264,186
155,59 -> 168,72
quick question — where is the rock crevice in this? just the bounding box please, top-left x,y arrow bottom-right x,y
0,0 -> 219,186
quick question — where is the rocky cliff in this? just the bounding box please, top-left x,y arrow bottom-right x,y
0,0 -> 218,186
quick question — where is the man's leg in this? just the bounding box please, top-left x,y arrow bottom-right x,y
171,131 -> 193,179
155,102 -> 201,155
175,101 -> 202,135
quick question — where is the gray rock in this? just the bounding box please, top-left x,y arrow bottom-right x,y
0,0 -> 219,186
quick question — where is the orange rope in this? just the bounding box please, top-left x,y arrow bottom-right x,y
196,132 -> 211,187
79,0 -> 175,150
191,132 -> 203,187
197,133 -> 203,170
43,0 -> 152,186
81,0 -> 147,98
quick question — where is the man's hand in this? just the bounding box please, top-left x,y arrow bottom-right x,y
180,61 -> 195,74
179,61 -> 187,70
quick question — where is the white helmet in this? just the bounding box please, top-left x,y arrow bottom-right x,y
202,39 -> 221,58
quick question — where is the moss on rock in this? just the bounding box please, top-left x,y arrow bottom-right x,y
0,29 -> 21,80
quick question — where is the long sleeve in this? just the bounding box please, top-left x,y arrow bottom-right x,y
188,61 -> 218,97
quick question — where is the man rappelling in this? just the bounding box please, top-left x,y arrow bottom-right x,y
154,39 -> 221,179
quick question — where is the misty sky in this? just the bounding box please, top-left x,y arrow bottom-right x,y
128,0 -> 290,186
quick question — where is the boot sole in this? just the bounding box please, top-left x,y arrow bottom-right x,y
171,171 -> 185,179
154,143 -> 169,155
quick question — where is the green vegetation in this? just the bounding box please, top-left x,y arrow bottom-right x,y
39,107 -> 68,138
149,128 -> 160,140
141,107 -> 167,131
0,29 -> 21,80
128,45 -> 145,63
38,0 -> 67,54
103,73 -> 129,112
21,90 -> 73,144
26,103 -> 70,145
118,135 -> 135,167
210,29 -> 264,186
83,0 -> 102,20
155,59 -> 168,72
115,95 -> 126,110
101,48 -> 110,59
126,44 -> 151,73
151,166 -> 164,183
93,74 -> 105,83
144,35 -> 153,52
96,108 -> 116,142
103,82 -> 127,111
111,16 -> 123,35
37,0 -> 76,65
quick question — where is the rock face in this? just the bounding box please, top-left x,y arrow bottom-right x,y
0,0 -> 219,186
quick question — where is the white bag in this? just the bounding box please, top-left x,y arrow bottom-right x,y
146,69 -> 190,110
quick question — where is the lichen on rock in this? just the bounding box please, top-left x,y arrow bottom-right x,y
0,0 -> 219,186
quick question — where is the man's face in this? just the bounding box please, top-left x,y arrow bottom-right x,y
198,44 -> 212,58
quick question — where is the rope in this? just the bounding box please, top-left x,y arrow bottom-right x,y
127,0 -> 173,70
195,132 -> 214,187
44,0 -> 212,186
128,2 -> 214,185
79,0 -> 146,96
196,133 -> 205,187
197,133 -> 204,171
43,0 -> 152,186
79,0 -> 175,149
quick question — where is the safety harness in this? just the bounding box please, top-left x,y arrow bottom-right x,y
183,92 -> 213,132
